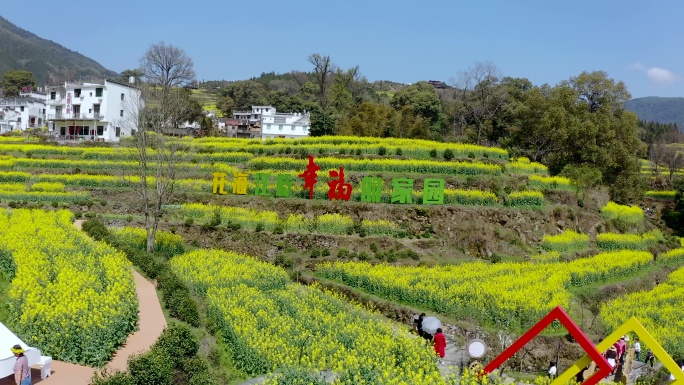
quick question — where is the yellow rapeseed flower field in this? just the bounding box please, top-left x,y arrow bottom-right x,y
319,251 -> 653,331
171,250 -> 444,384
0,209 -> 137,366
541,230 -> 590,253
600,264 -> 684,358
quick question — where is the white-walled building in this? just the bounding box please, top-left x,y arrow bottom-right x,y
0,97 -> 47,133
45,79 -> 141,142
233,106 -> 275,126
260,107 -> 310,139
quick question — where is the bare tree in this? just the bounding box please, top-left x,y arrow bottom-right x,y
308,53 -> 336,109
649,143 -> 666,175
662,145 -> 684,182
452,62 -> 508,145
335,65 -> 369,101
128,42 -> 195,252
140,42 -> 195,90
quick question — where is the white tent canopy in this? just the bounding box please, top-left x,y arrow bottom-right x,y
0,321 -> 42,379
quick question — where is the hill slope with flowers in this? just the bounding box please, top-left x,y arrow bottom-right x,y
1,134 -> 683,384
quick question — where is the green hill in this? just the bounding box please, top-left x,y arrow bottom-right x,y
625,96 -> 684,130
0,15 -> 117,85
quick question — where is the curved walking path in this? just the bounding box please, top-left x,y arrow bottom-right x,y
106,270 -> 167,372
0,221 -> 166,385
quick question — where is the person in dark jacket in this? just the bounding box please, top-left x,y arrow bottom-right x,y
605,346 -> 618,374
413,313 -> 426,337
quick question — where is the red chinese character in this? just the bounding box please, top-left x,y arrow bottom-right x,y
327,167 -> 353,201
298,155 -> 321,200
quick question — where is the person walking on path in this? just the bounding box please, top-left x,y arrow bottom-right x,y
11,345 -> 31,385
606,346 -> 618,374
433,328 -> 446,365
644,350 -> 655,368
670,360 -> 684,381
413,313 -> 426,338
617,336 -> 627,363
548,362 -> 558,379
633,338 -> 641,362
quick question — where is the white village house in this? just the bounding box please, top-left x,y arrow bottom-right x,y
233,105 -> 275,126
45,79 -> 141,142
0,94 -> 47,133
232,106 -> 310,139
259,107 -> 310,140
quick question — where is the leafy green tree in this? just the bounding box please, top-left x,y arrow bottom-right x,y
391,82 -> 445,134
502,85 -> 574,162
269,92 -> 314,113
309,106 -> 335,136
502,71 -> 644,202
663,178 -> 684,235
120,69 -> 143,84
169,88 -> 203,128
199,116 -> 218,137
1,70 -> 36,97
217,95 -> 235,116
337,101 -> 397,137
327,81 -> 355,114
560,164 -> 602,202
219,80 -> 269,111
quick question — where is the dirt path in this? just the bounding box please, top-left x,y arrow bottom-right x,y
106,270 -> 167,372
0,221 -> 165,385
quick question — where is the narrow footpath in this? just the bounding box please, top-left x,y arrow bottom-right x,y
0,220 -> 166,385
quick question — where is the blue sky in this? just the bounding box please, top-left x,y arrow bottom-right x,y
2,0 -> 683,98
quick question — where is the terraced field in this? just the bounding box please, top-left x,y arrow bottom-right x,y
0,134 -> 682,384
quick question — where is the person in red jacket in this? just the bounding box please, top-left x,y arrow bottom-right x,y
434,328 -> 447,365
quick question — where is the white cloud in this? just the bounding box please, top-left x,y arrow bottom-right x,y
627,62 -> 679,86
628,62 -> 646,71
646,67 -> 678,85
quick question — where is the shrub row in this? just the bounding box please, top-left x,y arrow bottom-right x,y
82,220 -> 199,327
91,323 -> 216,385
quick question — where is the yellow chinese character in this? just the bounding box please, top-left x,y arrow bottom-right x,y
233,172 -> 248,195
212,172 -> 227,195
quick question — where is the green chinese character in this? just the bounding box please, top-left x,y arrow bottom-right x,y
276,174 -> 292,198
255,173 -> 271,197
391,178 -> 414,204
361,176 -> 383,203
423,178 -> 445,205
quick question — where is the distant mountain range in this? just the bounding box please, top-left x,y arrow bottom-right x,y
0,15 -> 117,85
625,97 -> 684,130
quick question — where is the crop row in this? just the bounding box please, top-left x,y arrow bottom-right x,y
0,171 -> 215,191
0,190 -> 89,203
247,156 -> 504,175
0,157 -> 240,175
178,203 -> 404,236
0,136 -> 510,161
0,209 -> 137,365
0,143 -> 255,163
541,230 -> 590,253
600,259 -> 684,359
645,190 -> 676,200
505,158 -> 549,175
540,229 -> 665,253
601,201 -> 644,225
528,175 -> 573,191
0,171 -> 535,208
317,251 -> 654,331
109,227 -> 185,255
597,230 -> 664,251
188,135 -> 510,159
170,250 -> 443,384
